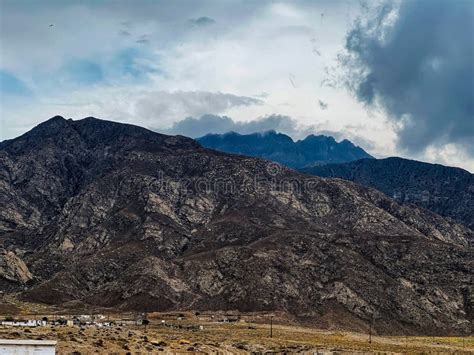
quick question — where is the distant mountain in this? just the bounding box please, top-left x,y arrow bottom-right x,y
197,131 -> 373,168
0,117 -> 472,334
302,157 -> 474,230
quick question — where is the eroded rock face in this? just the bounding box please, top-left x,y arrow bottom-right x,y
303,157 -> 474,229
0,249 -> 33,284
0,116 -> 472,335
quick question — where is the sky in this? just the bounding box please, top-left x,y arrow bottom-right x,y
0,0 -> 473,171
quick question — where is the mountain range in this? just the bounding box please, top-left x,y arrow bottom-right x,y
197,131 -> 373,169
0,117 -> 472,335
198,130 -> 474,231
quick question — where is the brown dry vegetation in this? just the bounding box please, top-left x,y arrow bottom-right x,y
0,299 -> 472,353
0,317 -> 472,354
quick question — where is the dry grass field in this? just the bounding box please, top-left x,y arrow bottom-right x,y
0,298 -> 472,353
0,319 -> 472,354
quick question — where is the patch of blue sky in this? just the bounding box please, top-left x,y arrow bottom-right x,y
3,47 -> 163,98
63,59 -> 104,85
56,48 -> 162,88
112,47 -> 163,81
0,70 -> 32,96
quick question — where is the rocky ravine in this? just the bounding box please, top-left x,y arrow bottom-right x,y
0,116 -> 472,335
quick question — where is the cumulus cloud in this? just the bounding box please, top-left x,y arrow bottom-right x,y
0,0 -> 356,139
340,0 -> 474,156
136,91 -> 263,126
3,0 -> 471,170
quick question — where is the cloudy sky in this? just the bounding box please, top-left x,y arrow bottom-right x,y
1,0 -> 473,171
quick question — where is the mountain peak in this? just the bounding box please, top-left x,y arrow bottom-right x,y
300,134 -> 335,143
34,115 -> 69,130
198,131 -> 372,168
47,114 -> 67,122
1,116 -> 200,154
10,115 -> 72,143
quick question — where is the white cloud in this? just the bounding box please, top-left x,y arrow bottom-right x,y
424,144 -> 474,173
133,91 -> 263,126
0,88 -> 262,137
1,0 -> 472,171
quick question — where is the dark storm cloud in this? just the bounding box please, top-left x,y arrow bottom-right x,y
341,0 -> 474,155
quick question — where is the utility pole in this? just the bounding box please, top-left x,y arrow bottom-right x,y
270,315 -> 273,338
369,321 -> 372,343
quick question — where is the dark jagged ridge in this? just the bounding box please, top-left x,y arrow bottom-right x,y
197,131 -> 373,168
0,116 -> 472,335
302,157 -> 474,229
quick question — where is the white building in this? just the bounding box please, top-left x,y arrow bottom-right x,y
0,339 -> 57,354
1,320 -> 47,327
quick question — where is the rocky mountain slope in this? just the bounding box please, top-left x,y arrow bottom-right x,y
302,158 -> 474,230
0,116 -> 472,335
197,131 -> 373,168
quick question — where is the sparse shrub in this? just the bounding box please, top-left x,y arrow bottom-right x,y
233,342 -> 249,350
151,340 -> 167,347
93,339 -> 105,347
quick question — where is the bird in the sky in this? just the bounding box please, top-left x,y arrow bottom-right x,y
49,24 -> 54,27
